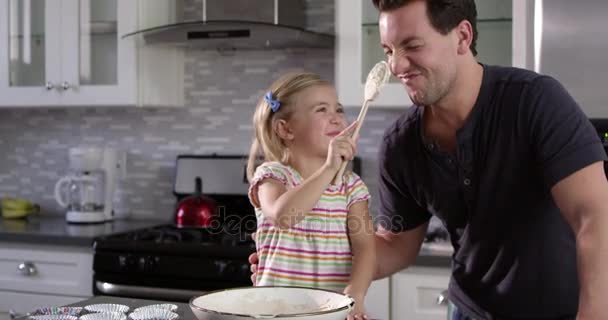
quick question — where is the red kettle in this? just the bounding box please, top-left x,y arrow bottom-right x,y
175,177 -> 218,227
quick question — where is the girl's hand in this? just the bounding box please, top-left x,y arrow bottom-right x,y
347,297 -> 369,320
325,121 -> 358,172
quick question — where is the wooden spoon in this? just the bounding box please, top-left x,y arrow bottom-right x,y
332,61 -> 391,185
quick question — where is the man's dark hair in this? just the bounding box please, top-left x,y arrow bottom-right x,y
372,0 -> 478,56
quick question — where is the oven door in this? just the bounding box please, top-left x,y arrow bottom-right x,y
93,272 -> 249,302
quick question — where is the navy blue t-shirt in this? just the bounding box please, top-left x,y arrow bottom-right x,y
378,64 -> 607,319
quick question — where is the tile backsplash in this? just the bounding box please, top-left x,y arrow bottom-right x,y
0,0 -> 405,220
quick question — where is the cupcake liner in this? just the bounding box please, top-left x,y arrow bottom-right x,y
29,315 -> 78,320
132,305 -> 178,314
129,309 -> 179,320
80,312 -> 127,320
84,304 -> 130,314
30,307 -> 83,316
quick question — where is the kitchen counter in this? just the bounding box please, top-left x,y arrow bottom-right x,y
0,216 -> 168,246
415,241 -> 452,268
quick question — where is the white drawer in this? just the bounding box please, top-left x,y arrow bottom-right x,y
0,242 -> 93,296
391,266 -> 451,320
0,290 -> 88,320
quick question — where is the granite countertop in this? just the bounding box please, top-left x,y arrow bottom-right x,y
0,216 -> 169,246
415,241 -> 452,268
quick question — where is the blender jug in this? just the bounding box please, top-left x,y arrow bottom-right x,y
54,172 -> 106,214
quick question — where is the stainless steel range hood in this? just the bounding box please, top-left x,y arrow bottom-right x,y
123,0 -> 334,50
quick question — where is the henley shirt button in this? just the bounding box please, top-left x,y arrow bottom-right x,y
463,178 -> 471,186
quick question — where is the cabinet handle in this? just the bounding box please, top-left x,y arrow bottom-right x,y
61,81 -> 71,90
436,290 -> 448,306
45,81 -> 55,90
17,261 -> 37,276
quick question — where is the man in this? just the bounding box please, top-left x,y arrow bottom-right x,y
252,0 -> 608,318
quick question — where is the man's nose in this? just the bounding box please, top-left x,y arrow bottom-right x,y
389,54 -> 410,76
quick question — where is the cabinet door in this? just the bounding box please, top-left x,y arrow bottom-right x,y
391,267 -> 450,320
335,0 -> 412,108
475,0 -> 512,67
0,0 -> 62,106
60,0 -> 137,106
364,278 -> 390,320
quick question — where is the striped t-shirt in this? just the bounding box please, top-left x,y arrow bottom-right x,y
248,161 -> 370,292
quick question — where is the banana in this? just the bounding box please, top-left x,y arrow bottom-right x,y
2,197 -> 35,211
1,198 -> 40,219
2,208 -> 32,219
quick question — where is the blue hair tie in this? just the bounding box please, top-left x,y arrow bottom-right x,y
264,91 -> 281,113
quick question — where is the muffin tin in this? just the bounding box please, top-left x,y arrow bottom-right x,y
26,303 -> 179,320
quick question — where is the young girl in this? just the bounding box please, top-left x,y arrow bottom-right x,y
247,72 -> 376,319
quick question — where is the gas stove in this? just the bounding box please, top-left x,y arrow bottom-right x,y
93,223 -> 256,301
92,155 -> 259,301
94,224 -> 255,257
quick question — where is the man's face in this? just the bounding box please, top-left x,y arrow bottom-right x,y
379,0 -> 459,106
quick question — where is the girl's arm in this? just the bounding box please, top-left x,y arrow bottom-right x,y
256,166 -> 335,229
344,200 -> 376,315
256,121 -> 359,229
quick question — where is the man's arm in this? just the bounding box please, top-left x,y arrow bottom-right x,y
373,222 -> 429,279
551,161 -> 608,319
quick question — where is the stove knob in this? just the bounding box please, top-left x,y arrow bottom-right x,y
138,256 -> 146,271
145,256 -> 158,271
215,261 -> 227,274
118,255 -> 127,269
119,255 -> 137,271
240,263 -> 250,278
225,262 -> 238,276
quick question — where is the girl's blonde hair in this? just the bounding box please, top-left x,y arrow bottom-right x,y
246,72 -> 331,181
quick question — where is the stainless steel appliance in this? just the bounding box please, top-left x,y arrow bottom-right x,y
588,119 -> 608,176
92,154 -> 361,301
122,0 -> 334,50
521,0 -> 608,118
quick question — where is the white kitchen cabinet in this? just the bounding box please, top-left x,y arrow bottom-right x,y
0,242 -> 93,319
0,0 -> 184,107
335,0 -> 514,108
391,266 -> 451,320
364,278 -> 390,320
335,0 -> 411,108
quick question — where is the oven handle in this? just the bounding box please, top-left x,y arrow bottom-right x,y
96,281 -> 206,301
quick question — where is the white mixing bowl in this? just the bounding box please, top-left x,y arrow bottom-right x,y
190,286 -> 355,320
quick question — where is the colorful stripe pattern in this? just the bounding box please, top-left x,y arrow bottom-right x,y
248,162 -> 370,292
